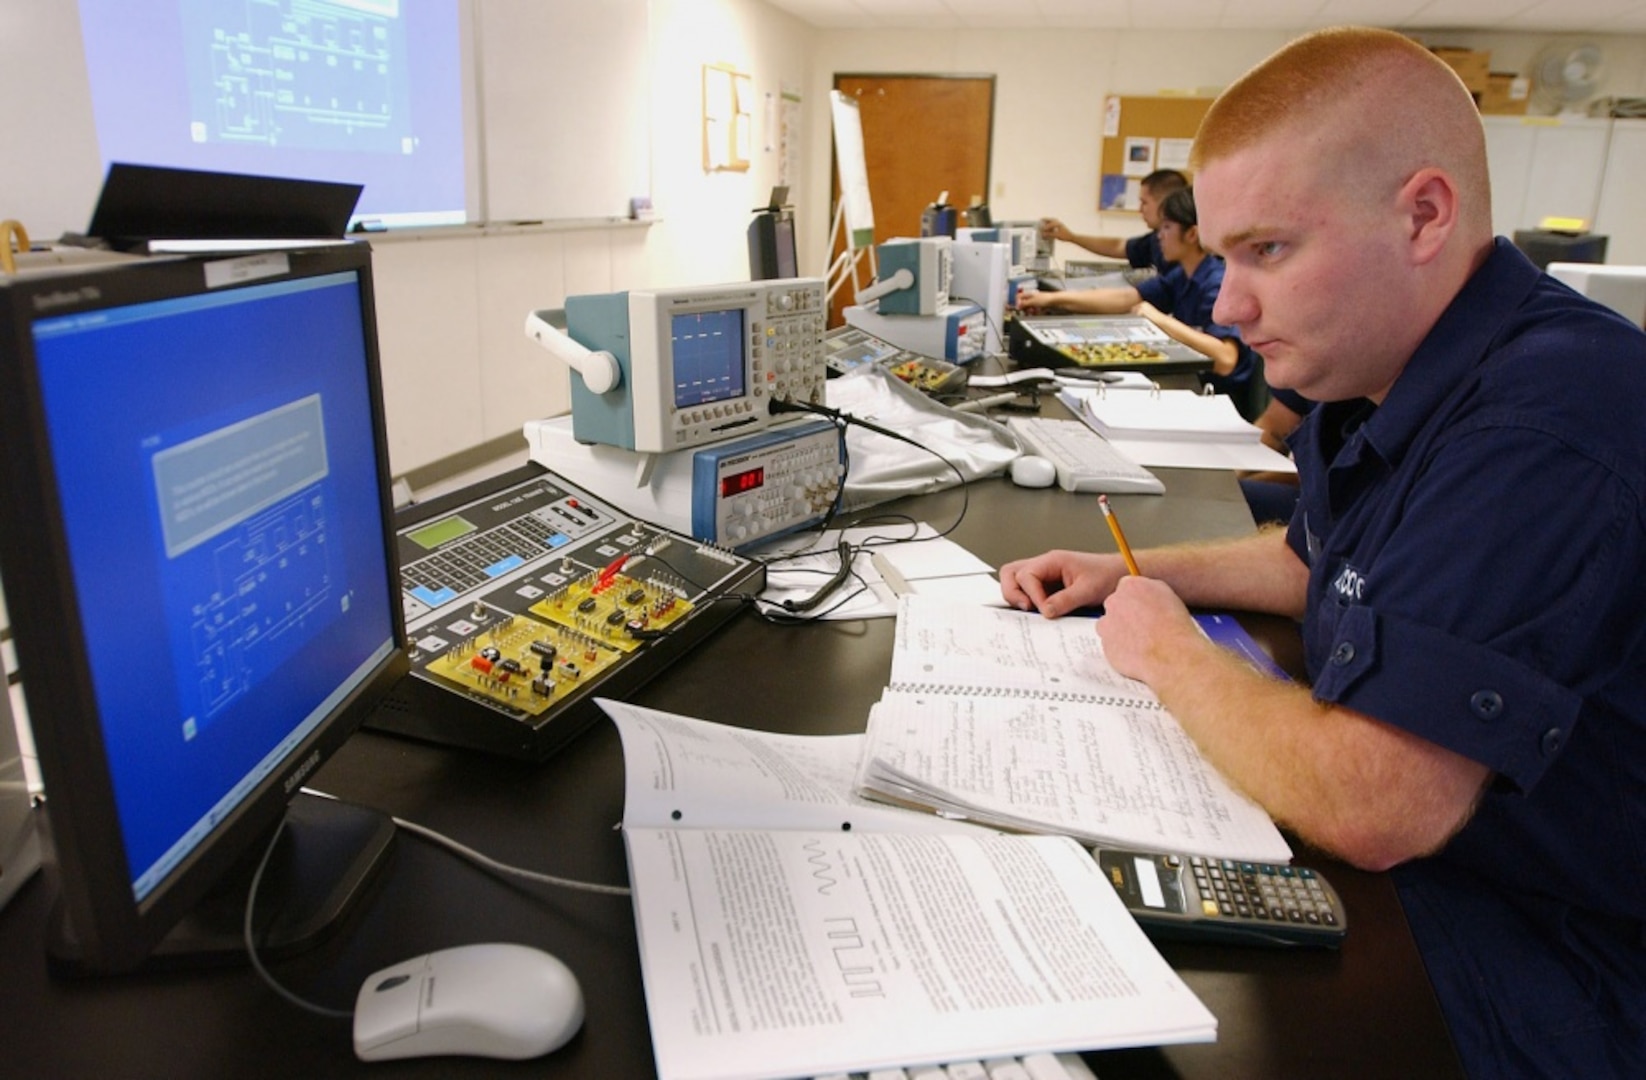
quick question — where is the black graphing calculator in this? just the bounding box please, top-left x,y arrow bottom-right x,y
1094,848 -> 1348,949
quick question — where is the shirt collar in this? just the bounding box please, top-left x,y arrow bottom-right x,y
1357,238 -> 1543,467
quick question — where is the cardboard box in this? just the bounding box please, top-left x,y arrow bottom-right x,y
1480,72 -> 1531,115
1431,47 -> 1490,95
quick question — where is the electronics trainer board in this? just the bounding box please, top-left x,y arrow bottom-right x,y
368,464 -> 764,761
1009,314 -> 1212,374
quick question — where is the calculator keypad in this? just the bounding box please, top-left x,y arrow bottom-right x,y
1189,855 -> 1340,927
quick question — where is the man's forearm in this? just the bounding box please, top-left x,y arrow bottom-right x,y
1133,527 -> 1306,617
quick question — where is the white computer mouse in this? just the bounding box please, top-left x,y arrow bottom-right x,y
1010,454 -> 1057,488
353,942 -> 585,1062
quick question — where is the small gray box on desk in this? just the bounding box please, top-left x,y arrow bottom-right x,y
1512,229 -> 1608,270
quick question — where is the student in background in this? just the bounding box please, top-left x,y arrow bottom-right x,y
1039,169 -> 1187,275
1002,26 -> 1646,1078
1017,187 -> 1265,420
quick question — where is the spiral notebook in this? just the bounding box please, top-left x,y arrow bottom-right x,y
855,596 -> 1292,863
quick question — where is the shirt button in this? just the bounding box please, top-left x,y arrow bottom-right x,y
1540,728 -> 1564,756
1330,641 -> 1355,665
1469,690 -> 1504,720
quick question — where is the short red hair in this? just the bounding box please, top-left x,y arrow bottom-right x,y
1191,26 -> 1491,229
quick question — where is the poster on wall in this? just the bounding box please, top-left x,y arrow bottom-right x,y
1122,136 -> 1156,177
1100,175 -> 1136,211
1103,95 -> 1121,138
1157,138 -> 1194,172
781,83 -> 802,187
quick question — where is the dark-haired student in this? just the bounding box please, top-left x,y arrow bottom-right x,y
1018,186 -> 1264,420
1040,169 -> 1187,276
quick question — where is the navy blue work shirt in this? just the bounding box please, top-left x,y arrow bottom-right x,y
1135,255 -> 1260,410
1123,230 -> 1172,274
1286,238 -> 1646,1077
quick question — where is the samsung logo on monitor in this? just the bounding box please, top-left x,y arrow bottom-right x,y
283,750 -> 322,795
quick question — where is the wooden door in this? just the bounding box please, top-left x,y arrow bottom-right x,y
829,75 -> 995,327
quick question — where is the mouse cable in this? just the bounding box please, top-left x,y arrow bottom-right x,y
386,813 -> 631,897
244,791 -> 635,1018
244,816 -> 355,1019
288,790 -> 631,898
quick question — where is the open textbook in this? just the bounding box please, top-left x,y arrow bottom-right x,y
856,596 -> 1293,864
601,699 -> 1217,1080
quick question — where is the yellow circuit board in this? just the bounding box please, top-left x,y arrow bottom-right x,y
528,569 -> 694,654
888,357 -> 964,393
423,611 -> 623,716
1058,341 -> 1168,366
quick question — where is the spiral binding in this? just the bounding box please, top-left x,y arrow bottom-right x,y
886,682 -> 1163,709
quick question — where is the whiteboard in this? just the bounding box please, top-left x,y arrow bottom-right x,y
830,90 -> 875,249
479,0 -> 652,222
0,0 -> 653,237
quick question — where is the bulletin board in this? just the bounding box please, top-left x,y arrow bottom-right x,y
1098,96 -> 1214,212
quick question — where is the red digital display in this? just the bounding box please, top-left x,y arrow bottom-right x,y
721,467 -> 765,498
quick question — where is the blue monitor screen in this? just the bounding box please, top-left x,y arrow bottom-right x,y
30,271 -> 397,900
671,309 -> 747,409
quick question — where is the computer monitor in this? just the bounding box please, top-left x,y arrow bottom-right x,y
748,210 -> 799,281
557,279 -> 827,454
0,244 -> 408,975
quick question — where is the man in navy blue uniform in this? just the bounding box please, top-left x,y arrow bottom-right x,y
1001,27 -> 1646,1079
1039,169 -> 1187,275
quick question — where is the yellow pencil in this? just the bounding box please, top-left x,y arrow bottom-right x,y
1098,494 -> 1142,576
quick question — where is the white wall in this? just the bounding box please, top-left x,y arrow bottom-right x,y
646,0 -> 815,286
797,26 -> 1646,269
368,0 -> 815,476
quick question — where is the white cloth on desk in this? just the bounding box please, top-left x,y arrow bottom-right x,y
825,364 -> 1019,511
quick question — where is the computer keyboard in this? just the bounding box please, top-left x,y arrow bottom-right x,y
1005,416 -> 1165,495
816,1050 -> 1099,1080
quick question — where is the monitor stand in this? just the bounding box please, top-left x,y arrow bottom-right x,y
46,793 -> 395,977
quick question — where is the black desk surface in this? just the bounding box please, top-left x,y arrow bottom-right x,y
0,453 -> 1463,1078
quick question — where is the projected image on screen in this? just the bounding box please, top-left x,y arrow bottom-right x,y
151,395 -> 338,737
672,309 -> 746,409
78,0 -> 469,226
181,0 -> 412,154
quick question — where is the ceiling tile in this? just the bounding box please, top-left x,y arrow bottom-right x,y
1311,0 -> 1434,27
1217,0 -> 1332,29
